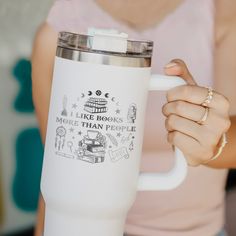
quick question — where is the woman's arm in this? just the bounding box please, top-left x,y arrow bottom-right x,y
31,22 -> 58,236
162,2 -> 236,169
32,22 -> 57,142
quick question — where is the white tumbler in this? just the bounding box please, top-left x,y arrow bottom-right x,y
41,30 -> 187,236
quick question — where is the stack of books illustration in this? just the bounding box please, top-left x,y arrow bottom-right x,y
84,97 -> 108,113
77,131 -> 106,163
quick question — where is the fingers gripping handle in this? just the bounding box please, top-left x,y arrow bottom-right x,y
138,74 -> 187,191
149,74 -> 186,91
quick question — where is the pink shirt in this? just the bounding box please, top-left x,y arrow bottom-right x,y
47,0 -> 228,235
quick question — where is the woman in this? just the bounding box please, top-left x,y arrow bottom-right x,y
32,0 -> 236,235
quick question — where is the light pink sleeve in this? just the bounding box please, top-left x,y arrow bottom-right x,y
46,0 -> 80,32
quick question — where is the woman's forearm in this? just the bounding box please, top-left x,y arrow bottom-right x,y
206,115 -> 236,169
34,195 -> 45,236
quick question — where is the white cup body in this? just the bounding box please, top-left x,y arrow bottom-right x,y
41,56 -> 151,236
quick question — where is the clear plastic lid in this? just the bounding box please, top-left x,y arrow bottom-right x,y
58,31 -> 153,58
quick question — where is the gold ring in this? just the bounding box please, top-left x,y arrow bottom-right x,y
197,107 -> 209,125
202,87 -> 213,107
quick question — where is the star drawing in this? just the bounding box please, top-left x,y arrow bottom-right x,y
69,127 -> 74,133
72,103 -> 77,109
115,109 -> 121,114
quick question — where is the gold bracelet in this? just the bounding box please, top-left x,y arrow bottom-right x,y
204,133 -> 227,164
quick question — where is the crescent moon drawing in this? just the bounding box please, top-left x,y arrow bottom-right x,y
81,93 -> 85,98
105,93 -> 109,98
88,91 -> 92,96
111,97 -> 115,102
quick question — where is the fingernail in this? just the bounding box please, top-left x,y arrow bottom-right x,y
164,62 -> 178,68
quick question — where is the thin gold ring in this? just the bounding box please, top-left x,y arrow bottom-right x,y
202,87 -> 214,107
197,107 -> 209,125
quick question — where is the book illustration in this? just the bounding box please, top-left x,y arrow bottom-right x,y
84,97 -> 108,114
127,103 -> 137,123
109,147 -> 129,162
61,95 -> 68,116
106,133 -> 118,147
55,126 -> 66,151
75,130 -> 107,164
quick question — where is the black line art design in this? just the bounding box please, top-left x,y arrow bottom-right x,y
121,133 -> 132,144
84,97 -> 108,114
106,133 -> 118,147
69,127 -> 74,133
109,147 -> 129,162
75,130 -> 106,163
88,91 -> 92,96
72,103 -> 77,109
115,109 -> 121,114
105,93 -> 109,98
55,126 -> 66,151
129,141 -> 134,151
96,90 -> 102,96
67,141 -> 73,152
127,103 -> 137,123
56,151 -> 74,159
61,95 -> 68,116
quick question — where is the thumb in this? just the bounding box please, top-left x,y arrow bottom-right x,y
164,59 -> 197,86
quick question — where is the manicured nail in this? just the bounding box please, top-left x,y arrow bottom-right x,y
164,62 -> 178,68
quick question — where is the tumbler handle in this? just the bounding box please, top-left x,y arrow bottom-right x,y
138,74 -> 187,191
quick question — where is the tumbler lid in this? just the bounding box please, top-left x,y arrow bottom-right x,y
58,30 -> 153,57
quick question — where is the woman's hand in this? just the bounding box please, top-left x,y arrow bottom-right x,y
162,59 -> 231,166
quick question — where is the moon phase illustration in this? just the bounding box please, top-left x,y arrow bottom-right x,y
96,90 -> 102,96
105,93 -> 109,98
81,93 -> 85,98
111,97 -> 115,102
88,91 -> 92,96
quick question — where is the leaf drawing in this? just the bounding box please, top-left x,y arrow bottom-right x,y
106,133 -> 118,147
